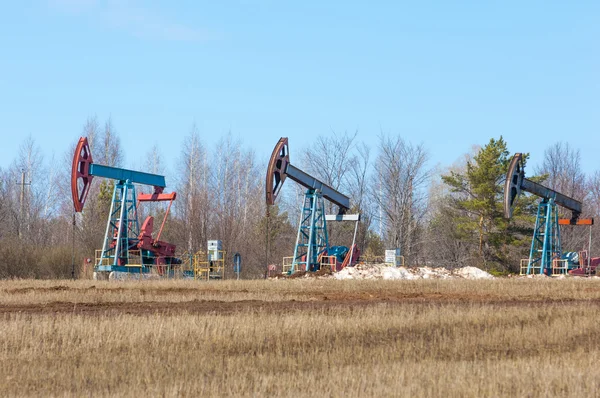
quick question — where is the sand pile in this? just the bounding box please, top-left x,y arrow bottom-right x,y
332,264 -> 493,280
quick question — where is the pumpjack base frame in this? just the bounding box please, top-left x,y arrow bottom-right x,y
526,198 -> 561,275
291,189 -> 329,273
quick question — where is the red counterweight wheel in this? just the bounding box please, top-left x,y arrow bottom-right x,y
71,137 -> 94,212
265,137 -> 290,205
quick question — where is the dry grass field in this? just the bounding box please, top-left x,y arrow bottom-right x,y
2,277 -> 600,397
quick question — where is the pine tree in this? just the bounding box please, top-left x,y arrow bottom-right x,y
441,137 -> 535,271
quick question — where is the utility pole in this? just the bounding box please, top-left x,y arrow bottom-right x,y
16,169 -> 31,239
378,177 -> 383,238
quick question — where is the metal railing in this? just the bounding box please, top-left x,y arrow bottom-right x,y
127,250 -> 143,267
282,257 -> 294,274
520,258 -> 541,275
281,253 -> 407,272
551,258 -> 569,275
95,250 -> 112,266
320,255 -> 337,272
95,249 -> 143,267
520,258 -> 568,276
281,255 -> 338,273
194,250 -> 226,280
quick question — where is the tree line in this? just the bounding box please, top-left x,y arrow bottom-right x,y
1,116 -> 599,278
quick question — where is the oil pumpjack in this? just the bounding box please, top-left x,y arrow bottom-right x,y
504,153 -> 597,275
266,137 -> 360,273
72,137 -> 180,280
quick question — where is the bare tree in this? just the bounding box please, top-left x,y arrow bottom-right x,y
372,134 -> 430,264
535,142 -> 586,200
144,145 -> 165,176
586,171 -> 600,259
300,131 -> 360,248
8,136 -> 45,242
535,142 -> 588,252
210,133 -> 264,273
343,143 -> 372,255
588,171 -> 600,216
301,131 -> 358,202
82,115 -> 100,150
175,124 -> 210,253
0,168 -> 7,234
99,116 -> 123,167
347,144 -> 371,211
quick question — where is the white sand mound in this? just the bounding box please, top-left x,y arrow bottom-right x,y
333,263 -> 493,280
453,266 -> 495,280
382,267 -> 416,280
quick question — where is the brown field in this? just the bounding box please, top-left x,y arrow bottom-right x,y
2,278 -> 600,397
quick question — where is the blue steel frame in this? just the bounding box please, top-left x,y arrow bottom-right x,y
291,189 -> 329,273
527,198 -> 561,275
89,164 -> 166,188
88,162 -> 174,276
94,180 -> 180,276
96,179 -> 143,273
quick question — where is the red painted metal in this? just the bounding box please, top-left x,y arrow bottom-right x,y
568,257 -> 600,276
265,137 -> 289,206
71,137 -> 94,212
331,244 -> 360,272
321,244 -> 361,272
138,217 -> 154,249
138,216 -> 172,276
341,244 -> 360,269
137,192 -> 176,202
156,195 -> 174,243
138,216 -> 177,257
137,191 -> 176,243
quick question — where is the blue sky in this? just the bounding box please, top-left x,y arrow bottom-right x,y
0,1 -> 598,180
